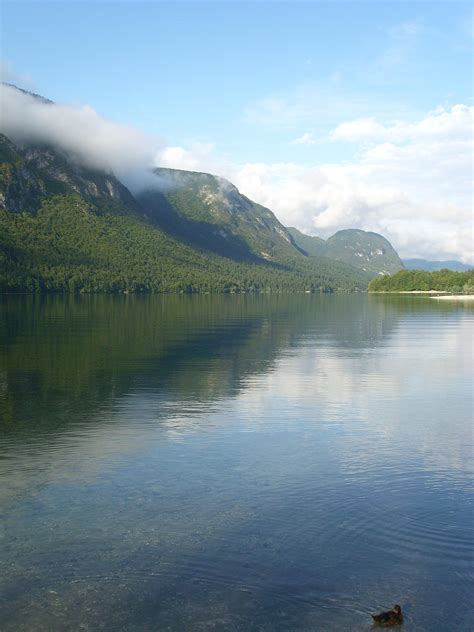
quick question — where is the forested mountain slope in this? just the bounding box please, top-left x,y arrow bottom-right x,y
0,133 -> 370,293
140,168 -> 303,262
288,227 -> 404,276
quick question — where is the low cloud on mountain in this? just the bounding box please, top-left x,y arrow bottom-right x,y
1,82 -> 471,263
0,83 -> 164,192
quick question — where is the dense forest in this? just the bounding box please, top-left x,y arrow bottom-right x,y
0,127 -> 371,294
368,269 -> 474,293
0,194 -> 369,294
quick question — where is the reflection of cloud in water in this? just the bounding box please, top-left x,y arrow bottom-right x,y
0,299 -> 472,505
0,398 -> 220,504
235,314 -> 473,478
1,298 -> 473,631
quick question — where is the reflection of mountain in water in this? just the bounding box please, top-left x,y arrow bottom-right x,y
0,292 -> 472,512
0,293 -> 464,445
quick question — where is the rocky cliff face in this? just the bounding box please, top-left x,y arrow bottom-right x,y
0,134 -> 139,215
0,134 -> 47,213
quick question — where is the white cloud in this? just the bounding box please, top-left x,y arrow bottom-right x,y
159,143 -> 221,173
330,117 -> 387,143
161,105 -> 473,263
159,146 -> 201,171
331,104 -> 472,144
290,132 -> 316,146
0,83 -> 165,192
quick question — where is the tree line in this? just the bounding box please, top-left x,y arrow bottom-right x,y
369,269 -> 474,293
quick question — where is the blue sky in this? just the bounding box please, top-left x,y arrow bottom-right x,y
2,1 -> 473,260
3,1 -> 471,161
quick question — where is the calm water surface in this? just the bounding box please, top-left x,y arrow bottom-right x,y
0,294 -> 472,631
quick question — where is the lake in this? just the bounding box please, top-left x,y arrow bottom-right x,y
0,294 -> 472,631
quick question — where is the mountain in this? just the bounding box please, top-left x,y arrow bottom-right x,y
288,227 -> 325,257
324,229 -> 404,275
0,133 -> 139,215
288,227 -> 404,276
403,258 -> 473,272
139,168 -> 301,262
0,131 -> 370,293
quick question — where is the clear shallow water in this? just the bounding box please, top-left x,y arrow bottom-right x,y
0,294 -> 472,631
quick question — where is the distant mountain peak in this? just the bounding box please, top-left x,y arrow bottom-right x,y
403,258 -> 473,272
288,226 -> 403,276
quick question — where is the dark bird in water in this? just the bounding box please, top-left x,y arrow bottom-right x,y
371,604 -> 403,626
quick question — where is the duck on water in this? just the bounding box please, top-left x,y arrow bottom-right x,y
371,604 -> 403,626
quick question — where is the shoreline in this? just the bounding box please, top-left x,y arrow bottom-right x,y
369,291 -> 474,300
370,290 -> 449,294
430,295 -> 474,301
